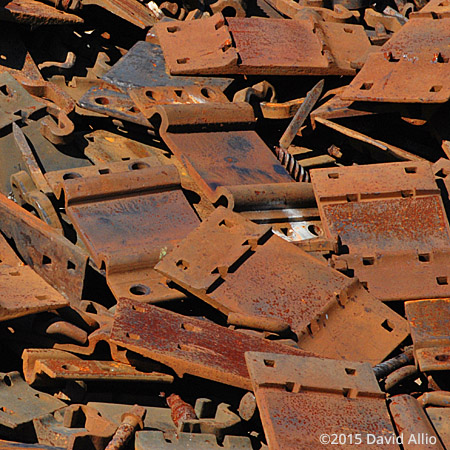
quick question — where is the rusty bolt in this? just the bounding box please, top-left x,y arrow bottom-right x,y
105,405 -> 146,450
328,144 -> 343,159
166,394 -> 197,427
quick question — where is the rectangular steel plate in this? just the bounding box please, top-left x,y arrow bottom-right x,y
156,207 -> 409,364
110,298 -> 315,390
311,162 -> 450,301
245,352 -> 397,450
405,299 -> 450,371
163,130 -> 293,201
156,14 -> 361,76
59,164 -> 199,303
341,18 -> 450,103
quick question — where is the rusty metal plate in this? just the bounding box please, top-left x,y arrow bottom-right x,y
156,14 -> 360,76
22,349 -> 173,386
82,0 -> 158,29
102,41 -> 233,91
79,130 -> 167,166
427,407 -> 450,448
0,442 -> 63,449
342,18 -> 450,103
0,194 -> 88,303
341,52 -> 450,103
110,298 -> 315,390
162,131 -> 293,202
155,15 -> 238,75
412,0 -> 450,18
0,0 -> 83,25
0,265 -> 67,322
88,402 -> 176,432
311,162 -> 450,301
33,404 -> 117,450
405,299 -> 450,372
245,352 -> 398,450
0,73 -> 45,130
156,207 -> 409,363
136,432 -> 252,449
58,164 -> 199,303
389,395 -> 444,450
0,372 -> 65,433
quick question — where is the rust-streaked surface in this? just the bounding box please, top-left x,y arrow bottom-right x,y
0,0 -> 83,25
157,14 -> 370,76
22,349 -> 173,385
245,352 -> 397,450
57,164 -> 199,303
162,131 -> 293,202
342,18 -> 450,103
389,395 -> 444,450
427,408 -> 450,448
110,298 -> 315,390
156,207 -> 409,364
405,299 -> 450,371
0,265 -> 67,322
0,194 -> 88,303
311,162 -> 450,301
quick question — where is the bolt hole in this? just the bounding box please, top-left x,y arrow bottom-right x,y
222,6 -> 237,16
430,85 -> 443,92
404,167 -> 417,174
42,255 -> 52,265
360,82 -> 373,91
362,257 -> 375,266
435,354 -> 450,361
94,97 -> 110,105
418,253 -> 430,262
308,224 -> 322,236
167,26 -> 180,33
264,359 -> 275,367
437,276 -> 448,285
129,161 -> 150,171
3,376 -> 11,387
0,85 -> 10,96
345,368 -> 356,375
98,168 -> 110,175
381,319 -> 394,332
328,173 -> 339,179
176,260 -> 189,270
219,219 -> 234,228
177,58 -> 189,65
129,284 -> 150,296
35,295 -> 48,300
201,88 -> 212,98
174,89 -> 183,98
63,172 -> 82,180
67,261 -> 76,270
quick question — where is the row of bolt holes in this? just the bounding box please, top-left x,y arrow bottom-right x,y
359,53 -> 448,93
61,161 -> 150,180
65,160 -> 152,298
263,360 -> 361,392
8,269 -> 50,301
93,87 -> 216,111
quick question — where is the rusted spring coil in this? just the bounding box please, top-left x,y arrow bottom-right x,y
276,147 -> 309,182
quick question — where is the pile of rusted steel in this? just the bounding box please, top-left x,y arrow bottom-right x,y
0,0 -> 449,448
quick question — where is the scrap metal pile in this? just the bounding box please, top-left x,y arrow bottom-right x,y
1,0 -> 450,448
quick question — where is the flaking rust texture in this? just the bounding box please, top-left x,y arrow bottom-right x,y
0,0 -> 449,449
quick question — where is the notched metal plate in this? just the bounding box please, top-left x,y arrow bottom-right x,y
405,299 -> 450,371
245,352 -> 397,450
110,298 -> 314,390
